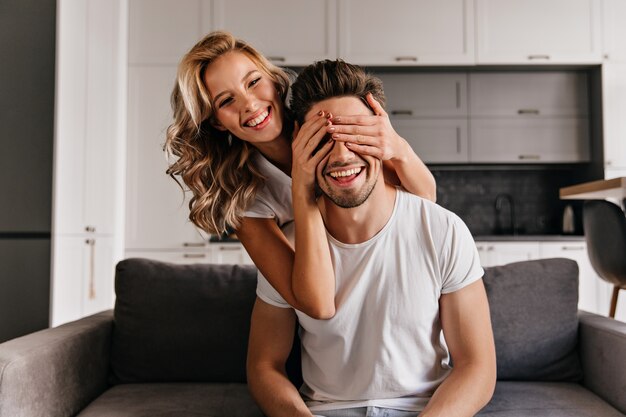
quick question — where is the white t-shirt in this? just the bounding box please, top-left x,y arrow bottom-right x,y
244,152 -> 294,227
257,189 -> 484,413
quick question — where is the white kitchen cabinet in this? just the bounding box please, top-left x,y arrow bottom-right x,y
338,0 -> 474,65
51,235 -> 115,326
126,248 -> 212,264
602,64 -> 626,173
470,118 -> 590,163
210,243 -> 254,265
128,0 -> 209,65
475,0 -> 602,64
469,72 -> 589,117
393,119 -> 469,163
212,0 -> 336,66
539,241 -> 606,315
55,0 -> 121,236
126,243 -> 253,265
126,66 -> 208,250
475,242 -> 540,267
52,0 -> 125,327
602,0 -> 626,63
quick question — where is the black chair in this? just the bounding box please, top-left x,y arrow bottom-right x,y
583,200 -> 626,318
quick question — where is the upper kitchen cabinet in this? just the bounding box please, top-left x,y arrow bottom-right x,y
469,72 -> 590,163
126,66 -> 208,250
338,0 -> 474,66
602,0 -> 626,63
128,0 -> 209,64
602,64 -> 626,175
475,0 -> 602,64
212,0 -> 337,66
377,73 -> 469,162
469,72 -> 589,117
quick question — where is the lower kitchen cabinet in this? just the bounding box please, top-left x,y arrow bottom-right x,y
476,241 -> 540,267
126,243 -> 254,266
475,239 -> 624,320
51,235 -> 115,327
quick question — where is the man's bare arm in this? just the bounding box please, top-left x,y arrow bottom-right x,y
247,298 -> 313,417
421,279 -> 497,417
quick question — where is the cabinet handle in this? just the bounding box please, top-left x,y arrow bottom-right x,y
395,56 -> 418,62
606,160 -> 613,166
85,238 -> 96,300
183,242 -> 206,247
517,109 -> 540,115
456,81 -> 461,108
528,55 -> 550,60
391,110 -> 413,116
267,56 -> 286,62
518,154 -> 541,160
183,253 -> 206,259
85,226 -> 96,233
219,246 -> 240,251
487,246 -> 495,251
561,246 -> 584,251
456,127 -> 461,153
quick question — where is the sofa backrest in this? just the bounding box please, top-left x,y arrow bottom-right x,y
110,257 -> 581,384
483,257 -> 582,381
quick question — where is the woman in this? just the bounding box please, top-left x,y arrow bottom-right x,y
165,31 -> 436,318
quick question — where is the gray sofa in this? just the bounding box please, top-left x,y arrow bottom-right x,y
1,258 -> 625,417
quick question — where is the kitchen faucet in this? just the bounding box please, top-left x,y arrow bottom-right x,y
494,193 -> 516,235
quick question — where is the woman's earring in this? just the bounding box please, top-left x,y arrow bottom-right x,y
227,133 -> 233,146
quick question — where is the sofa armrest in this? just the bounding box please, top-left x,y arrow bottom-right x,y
578,310 -> 626,414
0,310 -> 113,417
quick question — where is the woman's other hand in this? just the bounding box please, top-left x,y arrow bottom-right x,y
328,92 -> 412,163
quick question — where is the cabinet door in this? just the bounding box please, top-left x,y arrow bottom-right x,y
393,119 -> 468,163
602,64 -> 626,170
602,0 -> 626,63
128,0 -> 206,64
470,118 -> 590,163
55,0 -> 122,236
338,0 -> 474,65
82,236 -> 116,317
210,243 -> 254,265
539,242 -> 604,314
213,0 -> 336,66
125,249 -> 212,264
476,0 -> 601,64
126,67 -> 207,249
469,72 -> 588,117
476,242 -> 540,267
377,73 -> 467,117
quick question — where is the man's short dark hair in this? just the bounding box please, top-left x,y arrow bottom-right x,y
289,59 -> 386,125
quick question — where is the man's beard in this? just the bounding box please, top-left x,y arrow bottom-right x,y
319,173 -> 377,208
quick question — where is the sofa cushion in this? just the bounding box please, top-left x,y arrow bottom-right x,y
76,383 -> 263,417
476,381 -> 625,417
483,258 -> 582,381
110,259 -> 257,384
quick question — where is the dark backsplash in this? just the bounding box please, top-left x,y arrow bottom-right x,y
432,167 -> 589,236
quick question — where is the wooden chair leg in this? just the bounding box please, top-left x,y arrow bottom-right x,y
609,286 -> 619,319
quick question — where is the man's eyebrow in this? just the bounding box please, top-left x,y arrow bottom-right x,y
213,70 -> 260,104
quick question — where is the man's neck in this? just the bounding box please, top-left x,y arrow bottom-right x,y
319,181 -> 397,245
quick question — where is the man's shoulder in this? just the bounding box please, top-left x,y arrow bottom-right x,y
398,189 -> 460,222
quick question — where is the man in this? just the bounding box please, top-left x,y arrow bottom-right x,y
247,60 -> 496,417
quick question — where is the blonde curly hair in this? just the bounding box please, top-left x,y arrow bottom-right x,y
164,31 -> 291,235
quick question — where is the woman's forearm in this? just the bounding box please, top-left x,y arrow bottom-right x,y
384,138 -> 437,202
291,186 -> 336,319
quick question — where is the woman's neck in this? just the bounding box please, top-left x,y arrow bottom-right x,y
255,134 -> 292,176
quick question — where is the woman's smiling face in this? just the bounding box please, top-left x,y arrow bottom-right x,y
203,51 -> 285,145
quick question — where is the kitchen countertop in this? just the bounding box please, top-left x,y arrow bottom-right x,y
474,235 -> 584,242
560,177 -> 626,200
